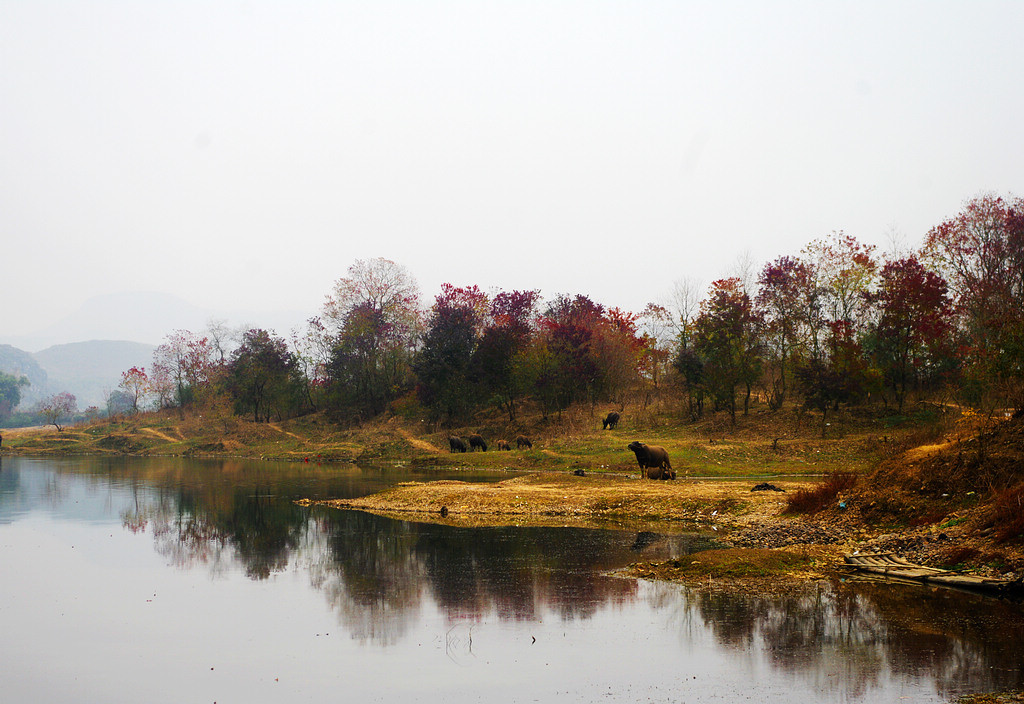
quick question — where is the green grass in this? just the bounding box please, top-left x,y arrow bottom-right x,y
0,402 -> 916,478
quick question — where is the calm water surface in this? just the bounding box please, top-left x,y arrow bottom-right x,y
1,456 -> 1021,703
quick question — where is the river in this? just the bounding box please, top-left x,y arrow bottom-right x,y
1,456 -> 1021,703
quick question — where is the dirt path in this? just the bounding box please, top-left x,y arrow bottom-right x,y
141,428 -> 179,443
268,423 -> 307,442
398,428 -> 442,453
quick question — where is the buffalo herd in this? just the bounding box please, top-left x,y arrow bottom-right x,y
449,434 -> 533,453
447,410 -> 678,480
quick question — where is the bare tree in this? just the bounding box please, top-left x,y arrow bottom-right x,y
667,276 -> 703,349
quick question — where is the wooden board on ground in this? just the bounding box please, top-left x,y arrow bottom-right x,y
844,552 -> 1023,598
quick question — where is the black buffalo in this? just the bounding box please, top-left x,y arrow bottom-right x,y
602,411 -> 621,430
515,435 -> 533,450
468,434 -> 488,451
627,441 -> 675,480
448,436 -> 468,453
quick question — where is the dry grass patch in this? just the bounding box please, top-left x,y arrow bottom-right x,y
303,473 -> 806,529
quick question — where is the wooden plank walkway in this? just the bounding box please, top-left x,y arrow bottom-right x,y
843,552 -> 1024,599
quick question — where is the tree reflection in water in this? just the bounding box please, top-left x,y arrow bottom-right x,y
685,580 -> 1024,699
91,456 -> 1023,697
124,482 -> 308,579
306,510 -> 643,644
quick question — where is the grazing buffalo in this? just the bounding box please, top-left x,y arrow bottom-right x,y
497,439 -> 511,451
515,435 -> 533,450
602,411 -> 621,430
468,434 -> 488,451
627,441 -> 675,480
448,436 -> 468,453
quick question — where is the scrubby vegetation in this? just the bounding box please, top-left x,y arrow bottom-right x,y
784,472 -> 858,515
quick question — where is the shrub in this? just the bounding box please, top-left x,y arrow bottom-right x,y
983,482 -> 1024,543
784,472 -> 857,515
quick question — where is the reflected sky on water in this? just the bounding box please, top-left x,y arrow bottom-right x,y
1,456 -> 1021,703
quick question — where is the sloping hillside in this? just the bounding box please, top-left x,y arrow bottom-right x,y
0,344 -> 50,406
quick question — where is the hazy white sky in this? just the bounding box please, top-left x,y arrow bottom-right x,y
3,1 -> 1023,340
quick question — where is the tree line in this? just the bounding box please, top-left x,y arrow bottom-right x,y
11,192 -> 1018,432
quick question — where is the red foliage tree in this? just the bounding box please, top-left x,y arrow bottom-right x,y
37,392 -> 77,431
473,289 -> 540,421
119,366 -> 151,413
868,256 -> 953,411
756,256 -> 814,409
322,258 -> 423,419
413,284 -> 489,422
924,193 -> 1024,410
152,330 -> 214,409
536,295 -> 644,411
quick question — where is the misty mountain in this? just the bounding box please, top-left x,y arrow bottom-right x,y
0,344 -> 49,407
33,340 -> 156,409
0,291 -> 311,409
3,291 -> 310,351
1,340 -> 154,410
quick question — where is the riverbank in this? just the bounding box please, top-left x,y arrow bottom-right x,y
5,405 -> 1023,587
0,404 -> 900,476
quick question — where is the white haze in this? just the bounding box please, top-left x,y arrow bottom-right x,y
2,1 -> 1022,345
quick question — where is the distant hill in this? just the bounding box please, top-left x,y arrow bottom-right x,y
0,289 -> 309,409
0,341 -> 153,410
2,290 -> 309,351
0,344 -> 50,407
33,340 -> 155,409
8,291 -> 214,350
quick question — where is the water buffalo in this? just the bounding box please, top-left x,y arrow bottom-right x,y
627,441 -> 675,480
497,439 -> 511,451
468,434 -> 488,451
448,436 -> 468,453
602,411 -> 620,430
515,435 -> 533,450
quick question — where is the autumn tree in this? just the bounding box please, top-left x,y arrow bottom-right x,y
291,317 -> 332,413
691,278 -> 763,424
152,330 -> 215,410
924,193 -> 1024,410
535,296 -> 645,411
322,258 -> 422,420
226,329 -> 304,422
536,295 -> 606,412
636,303 -> 674,396
118,366 -> 151,413
594,307 -> 646,403
205,318 -> 239,364
470,289 -> 540,421
37,392 -> 77,431
756,256 -> 813,409
804,232 -> 877,332
866,256 -> 954,411
328,304 -> 416,421
413,284 -> 488,423
665,278 -> 706,419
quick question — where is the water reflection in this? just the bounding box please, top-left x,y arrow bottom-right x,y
684,581 -> 1024,699
1,457 -> 1022,701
